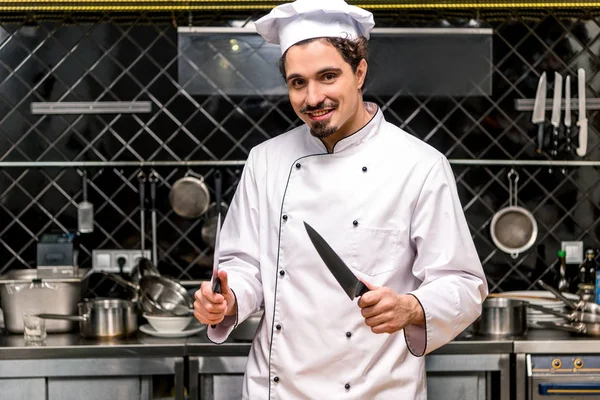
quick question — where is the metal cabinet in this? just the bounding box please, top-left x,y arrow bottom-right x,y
189,353 -> 511,400
0,357 -> 185,400
0,378 -> 46,400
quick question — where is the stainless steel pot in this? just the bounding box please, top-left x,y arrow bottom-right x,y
38,298 -> 137,339
0,268 -> 90,333
471,298 -> 527,337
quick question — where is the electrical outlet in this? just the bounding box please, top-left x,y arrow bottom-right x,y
561,241 -> 584,264
92,249 -> 151,273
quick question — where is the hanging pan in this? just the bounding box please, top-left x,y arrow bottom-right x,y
169,170 -> 211,219
490,169 -> 538,259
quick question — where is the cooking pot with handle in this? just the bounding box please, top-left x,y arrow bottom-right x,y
38,298 -> 137,339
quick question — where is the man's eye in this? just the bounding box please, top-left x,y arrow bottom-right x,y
323,74 -> 336,81
291,79 -> 305,88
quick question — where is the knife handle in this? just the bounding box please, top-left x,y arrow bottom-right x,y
536,124 -> 544,154
356,281 -> 369,297
550,126 -> 559,157
576,119 -> 588,157
565,126 -> 572,153
210,278 -> 222,329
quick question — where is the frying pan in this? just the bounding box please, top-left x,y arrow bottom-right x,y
169,170 -> 210,219
537,279 -> 600,315
536,320 -> 600,337
527,303 -> 600,324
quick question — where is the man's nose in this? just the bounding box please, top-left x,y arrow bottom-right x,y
305,82 -> 325,108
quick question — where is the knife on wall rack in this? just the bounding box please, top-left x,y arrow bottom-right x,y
550,72 -> 562,159
532,72 -> 547,154
576,68 -> 588,157
564,75 -> 572,154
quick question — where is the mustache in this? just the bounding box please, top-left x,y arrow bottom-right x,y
300,102 -> 339,114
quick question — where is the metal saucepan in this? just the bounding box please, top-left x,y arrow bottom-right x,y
471,297 -> 528,337
527,303 -> 600,324
536,320 -> 600,337
201,170 -> 229,248
490,169 -> 538,259
104,273 -> 194,316
169,170 -> 210,218
537,279 -> 600,315
38,298 -> 137,339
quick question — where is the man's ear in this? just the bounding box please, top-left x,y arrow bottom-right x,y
356,58 -> 368,89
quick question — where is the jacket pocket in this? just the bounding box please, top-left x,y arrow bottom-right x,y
350,226 -> 401,276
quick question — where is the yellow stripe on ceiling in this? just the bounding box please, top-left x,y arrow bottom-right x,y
0,1 -> 597,11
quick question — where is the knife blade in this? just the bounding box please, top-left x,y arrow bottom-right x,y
532,72 -> 547,154
564,75 -> 572,153
550,72 -> 562,158
576,68 -> 588,157
303,221 -> 369,300
210,213 -> 222,328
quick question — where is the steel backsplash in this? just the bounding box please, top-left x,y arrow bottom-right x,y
0,10 -> 598,296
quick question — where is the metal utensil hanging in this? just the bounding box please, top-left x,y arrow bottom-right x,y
77,169 -> 94,233
201,170 -> 228,248
169,170 -> 211,218
490,169 -> 538,258
137,171 -> 147,252
149,170 -> 158,266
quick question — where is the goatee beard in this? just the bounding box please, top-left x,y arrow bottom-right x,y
310,121 -> 338,138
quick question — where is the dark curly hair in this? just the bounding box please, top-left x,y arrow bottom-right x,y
278,36 -> 369,81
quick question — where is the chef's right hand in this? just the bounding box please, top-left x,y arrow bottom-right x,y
193,270 -> 236,326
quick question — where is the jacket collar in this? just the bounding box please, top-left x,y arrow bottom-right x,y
309,102 -> 383,154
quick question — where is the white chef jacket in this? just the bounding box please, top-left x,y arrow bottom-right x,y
208,102 -> 488,400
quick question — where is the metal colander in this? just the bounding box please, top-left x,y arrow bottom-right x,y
490,170 -> 538,259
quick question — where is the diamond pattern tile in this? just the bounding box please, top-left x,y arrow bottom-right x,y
0,10 -> 599,295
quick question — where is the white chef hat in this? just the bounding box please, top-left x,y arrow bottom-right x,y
254,0 -> 375,55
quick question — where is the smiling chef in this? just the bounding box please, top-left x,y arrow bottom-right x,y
193,0 -> 489,398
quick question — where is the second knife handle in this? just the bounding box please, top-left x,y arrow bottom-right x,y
565,126 -> 572,153
536,124 -> 544,154
550,126 -> 559,157
355,282 -> 370,297
210,278 -> 222,329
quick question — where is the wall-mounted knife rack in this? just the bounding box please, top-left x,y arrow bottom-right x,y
515,98 -> 600,111
0,159 -> 599,168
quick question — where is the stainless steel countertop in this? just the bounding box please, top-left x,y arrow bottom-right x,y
0,327 -> 598,360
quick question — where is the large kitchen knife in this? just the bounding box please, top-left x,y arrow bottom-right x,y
550,72 -> 563,158
564,75 -> 572,154
210,213 -> 222,328
576,68 -> 588,157
303,221 -> 369,300
532,72 -> 547,154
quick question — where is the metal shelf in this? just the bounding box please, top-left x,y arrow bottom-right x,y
31,101 -> 152,115
0,159 -> 597,168
0,161 -> 246,168
515,98 -> 600,111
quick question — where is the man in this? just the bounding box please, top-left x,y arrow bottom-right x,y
194,0 -> 488,398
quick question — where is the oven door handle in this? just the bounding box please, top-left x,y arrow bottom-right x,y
539,382 -> 600,396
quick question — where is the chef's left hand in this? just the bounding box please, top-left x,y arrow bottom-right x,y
358,280 -> 425,334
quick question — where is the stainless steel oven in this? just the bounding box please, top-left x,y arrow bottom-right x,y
528,354 -> 600,399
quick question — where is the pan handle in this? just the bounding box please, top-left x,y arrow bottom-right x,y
103,272 -> 140,291
527,303 -> 573,321
535,320 -> 586,334
536,280 -> 578,309
37,313 -> 85,322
